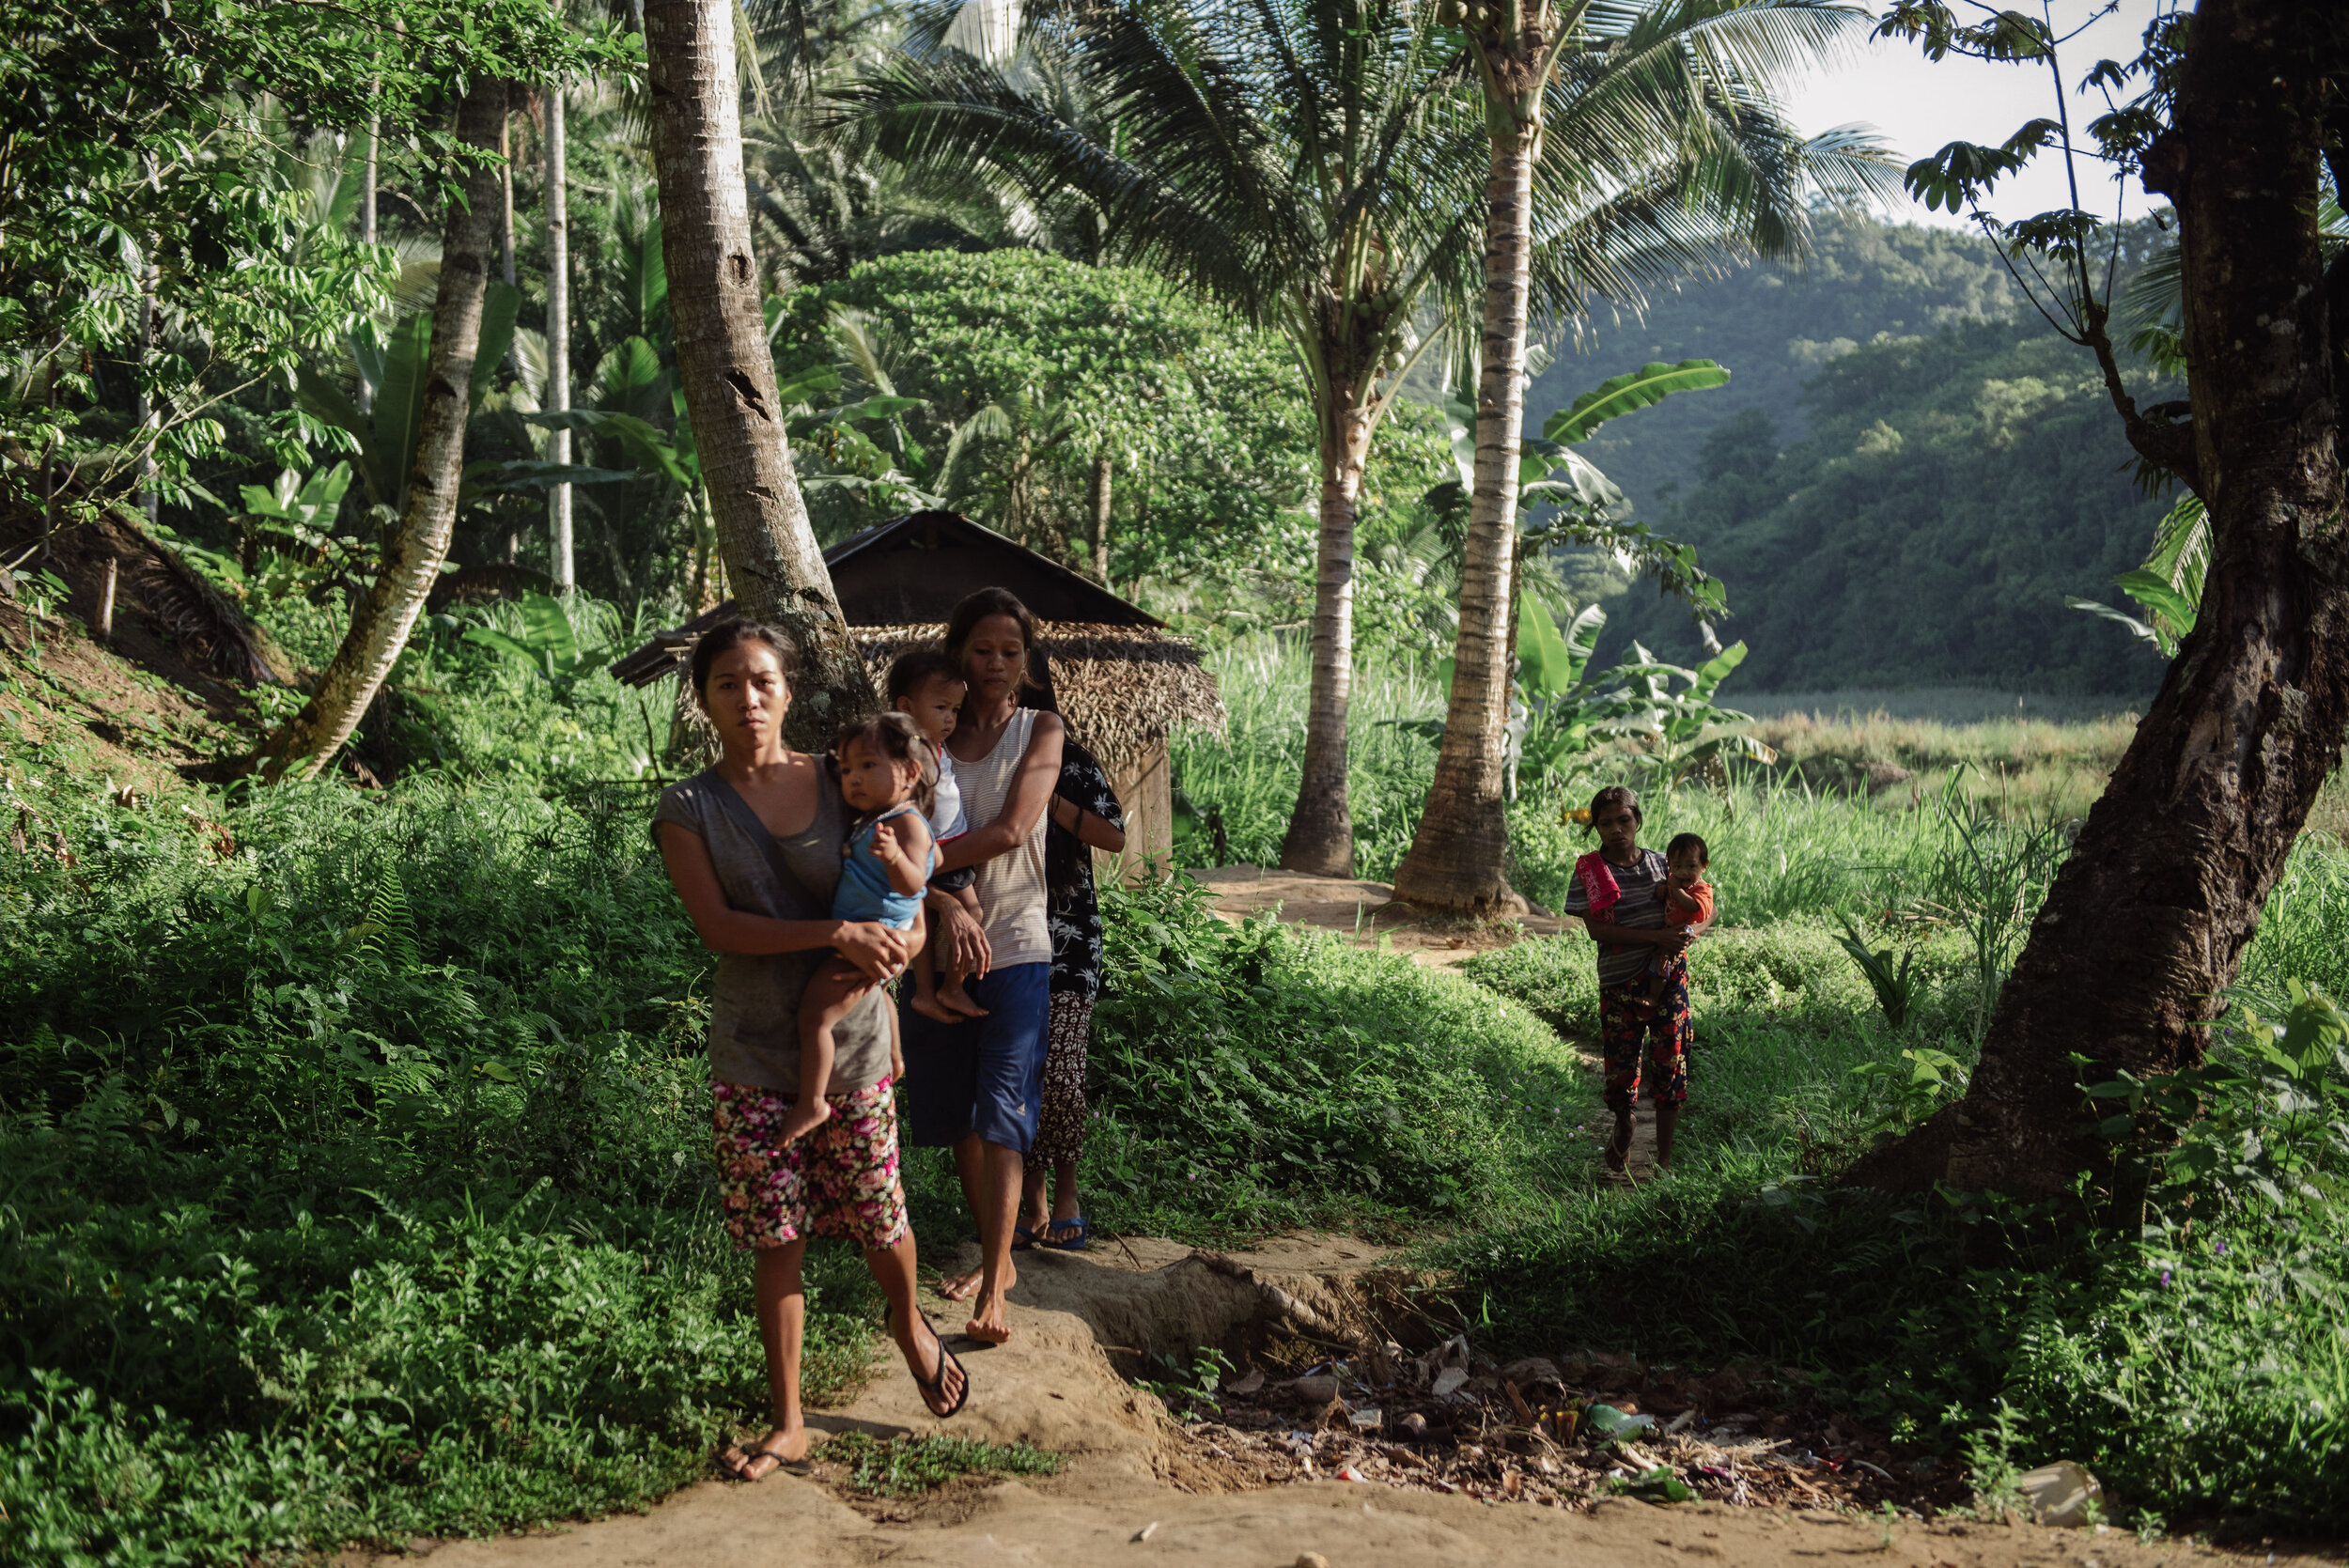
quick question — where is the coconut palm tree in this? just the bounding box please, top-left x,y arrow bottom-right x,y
1390,0 -> 1900,913
853,0 -> 1889,877
254,78 -> 510,784
853,0 -> 1488,876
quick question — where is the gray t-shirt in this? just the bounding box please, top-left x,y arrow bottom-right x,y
652,763 -> 894,1096
1563,846 -> 1671,988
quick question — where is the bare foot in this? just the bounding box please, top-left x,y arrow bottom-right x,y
910,993 -> 966,1026
965,1287 -> 1013,1344
938,1268 -> 983,1302
779,1097 -> 832,1146
716,1425 -> 808,1481
939,985 -> 989,1018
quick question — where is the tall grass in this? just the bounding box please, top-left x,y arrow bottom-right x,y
1171,638 -> 1444,877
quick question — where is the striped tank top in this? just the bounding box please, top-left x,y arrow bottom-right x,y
957,706 -> 1051,970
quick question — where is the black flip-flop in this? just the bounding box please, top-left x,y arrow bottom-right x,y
717,1439 -> 812,1481
888,1303 -> 971,1419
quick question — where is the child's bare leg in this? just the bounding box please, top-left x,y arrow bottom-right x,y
910,906 -> 965,1025
787,970 -> 867,1142
937,886 -> 988,1017
910,940 -> 960,1025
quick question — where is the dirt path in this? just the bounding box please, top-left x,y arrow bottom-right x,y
350,1238 -> 2309,1568
1189,865 -> 1569,970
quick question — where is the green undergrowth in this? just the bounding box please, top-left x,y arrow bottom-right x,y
1445,833 -> 2349,1535
2,760 -> 1582,1563
906,873 -> 1590,1245
0,773 -> 880,1565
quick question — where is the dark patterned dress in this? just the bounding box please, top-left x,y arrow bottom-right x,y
1028,742 -> 1125,1171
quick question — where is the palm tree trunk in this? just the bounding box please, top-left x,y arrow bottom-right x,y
1089,450 -> 1112,584
544,69 -> 573,590
499,112 -> 518,289
359,97 -> 378,416
253,79 -> 509,784
645,0 -> 874,747
1849,0 -> 2349,1201
1390,118 -> 1536,913
1279,382 -> 1373,877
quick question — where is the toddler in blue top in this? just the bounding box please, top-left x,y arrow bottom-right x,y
784,712 -> 938,1146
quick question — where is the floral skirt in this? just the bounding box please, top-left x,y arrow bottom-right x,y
1597,959 -> 1692,1110
710,1078 -> 910,1251
1024,992 -> 1095,1172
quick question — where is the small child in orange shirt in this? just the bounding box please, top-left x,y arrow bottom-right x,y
1638,832 -> 1714,1017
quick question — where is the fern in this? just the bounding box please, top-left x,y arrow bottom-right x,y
356,862 -> 422,970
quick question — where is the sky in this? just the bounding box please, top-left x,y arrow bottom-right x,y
1785,0 -> 2171,231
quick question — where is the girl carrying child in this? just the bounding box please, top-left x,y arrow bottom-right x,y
1562,784 -> 1709,1175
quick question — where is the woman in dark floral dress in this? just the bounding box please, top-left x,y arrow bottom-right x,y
1018,738 -> 1125,1250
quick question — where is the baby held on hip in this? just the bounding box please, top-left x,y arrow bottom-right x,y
783,716 -> 938,1147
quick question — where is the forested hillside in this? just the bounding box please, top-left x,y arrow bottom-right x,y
1533,218 -> 2177,697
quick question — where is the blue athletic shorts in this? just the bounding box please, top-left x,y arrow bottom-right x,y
899,962 -> 1050,1153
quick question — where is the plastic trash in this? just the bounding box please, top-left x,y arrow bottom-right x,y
1582,1403 -> 1657,1439
2018,1461 -> 2103,1527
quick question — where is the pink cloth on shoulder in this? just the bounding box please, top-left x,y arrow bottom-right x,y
1574,850 -> 1623,917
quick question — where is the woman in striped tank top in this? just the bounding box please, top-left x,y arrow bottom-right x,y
900,587 -> 1064,1346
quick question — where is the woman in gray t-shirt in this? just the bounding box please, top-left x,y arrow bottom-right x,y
654,618 -> 968,1481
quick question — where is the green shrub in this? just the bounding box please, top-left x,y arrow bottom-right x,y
1080,876 -> 1591,1238
0,773 -> 877,1566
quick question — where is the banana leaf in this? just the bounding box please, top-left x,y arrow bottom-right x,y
1543,360 -> 1730,445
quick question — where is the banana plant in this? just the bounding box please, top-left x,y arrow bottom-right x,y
238,461 -> 356,554
1498,593 -> 1777,793
460,590 -> 610,693
1420,359 -> 1732,620
1582,640 -> 1780,787
295,283 -> 525,519
2065,491 -> 2207,658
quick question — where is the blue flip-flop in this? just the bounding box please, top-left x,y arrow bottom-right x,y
1040,1215 -> 1090,1251
1011,1220 -> 1041,1251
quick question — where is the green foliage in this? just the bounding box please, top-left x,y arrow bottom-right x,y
770,250 -> 1307,570
2093,982 -> 2349,1217
1833,913 -> 1921,1029
2066,493 -> 2207,659
0,0 -> 619,496
819,1432 -> 1062,1497
1072,876 -> 1585,1236
297,286 -> 525,516
1542,360 -> 1735,445
1912,771 -> 2070,1047
459,591 -> 622,695
1534,217 -> 2176,694
0,772 -> 880,1565
1170,641 -> 1445,878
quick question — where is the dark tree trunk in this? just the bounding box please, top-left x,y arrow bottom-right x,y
645,0 -> 874,749
1852,0 -> 2349,1200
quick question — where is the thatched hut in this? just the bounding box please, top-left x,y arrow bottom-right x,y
610,510 -> 1223,876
